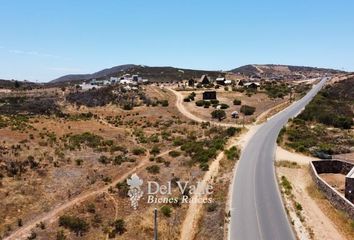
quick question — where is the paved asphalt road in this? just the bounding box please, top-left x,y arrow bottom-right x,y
229,77 -> 328,240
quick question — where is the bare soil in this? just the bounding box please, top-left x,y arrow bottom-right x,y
320,173 -> 346,196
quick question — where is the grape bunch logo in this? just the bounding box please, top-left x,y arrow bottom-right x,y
127,173 -> 144,210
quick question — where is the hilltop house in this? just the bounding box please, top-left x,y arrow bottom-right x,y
199,75 -> 211,85
216,77 -> 232,85
244,82 -> 260,89
216,77 -> 226,85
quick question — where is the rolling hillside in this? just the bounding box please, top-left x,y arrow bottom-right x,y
231,64 -> 344,76
50,65 -> 224,84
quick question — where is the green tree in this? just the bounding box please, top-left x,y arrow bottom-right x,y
240,105 -> 256,115
211,110 -> 226,121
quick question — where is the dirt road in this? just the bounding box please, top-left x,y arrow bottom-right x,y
4,148 -> 175,240
167,87 -> 247,128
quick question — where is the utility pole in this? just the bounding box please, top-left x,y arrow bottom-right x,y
154,208 -> 158,240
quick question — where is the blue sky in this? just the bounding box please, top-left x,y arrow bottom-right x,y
0,0 -> 353,82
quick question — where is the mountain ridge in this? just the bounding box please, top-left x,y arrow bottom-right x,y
4,64 -> 345,85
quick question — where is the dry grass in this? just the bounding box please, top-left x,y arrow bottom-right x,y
306,183 -> 354,238
275,160 -> 301,169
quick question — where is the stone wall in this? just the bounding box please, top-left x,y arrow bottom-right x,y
310,160 -> 354,220
346,177 -> 354,203
311,160 -> 353,175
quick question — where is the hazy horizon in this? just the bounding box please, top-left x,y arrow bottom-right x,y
1,0 -> 354,82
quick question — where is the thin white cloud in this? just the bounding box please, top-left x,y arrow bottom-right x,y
8,49 -> 61,58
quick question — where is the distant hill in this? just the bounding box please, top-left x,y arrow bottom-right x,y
43,63 -> 347,85
50,64 -> 137,84
0,79 -> 38,89
50,65 -> 224,84
231,64 -> 344,77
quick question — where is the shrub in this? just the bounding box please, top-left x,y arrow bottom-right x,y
113,155 -> 130,165
295,202 -> 303,211
75,159 -> 83,166
112,219 -> 126,235
169,150 -> 181,157
211,110 -> 226,121
67,132 -> 103,150
280,176 -> 292,195
38,221 -> 45,229
183,97 -> 191,102
200,162 -> 209,171
173,137 -> 184,146
59,215 -> 89,236
116,181 -> 129,197
161,205 -> 172,217
98,155 -> 110,164
224,146 -> 240,161
17,218 -> 23,227
86,203 -> 96,213
207,202 -> 218,212
160,100 -> 169,107
220,103 -> 229,109
146,165 -> 160,174
277,127 -> 286,144
233,99 -> 242,105
195,100 -> 205,107
210,99 -> 219,104
123,103 -> 133,110
187,92 -> 196,101
150,145 -> 160,156
132,147 -> 146,155
226,127 -> 240,137
240,105 -> 256,115
204,101 -> 211,108
92,214 -> 102,228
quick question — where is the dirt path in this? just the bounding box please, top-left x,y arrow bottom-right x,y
276,146 -> 316,165
167,87 -> 247,128
179,147 -> 226,240
277,167 -> 346,240
4,148 -> 174,240
275,147 -> 346,240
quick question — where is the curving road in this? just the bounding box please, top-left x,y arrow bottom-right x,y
229,77 -> 328,240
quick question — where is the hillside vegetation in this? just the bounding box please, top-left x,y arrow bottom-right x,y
279,77 -> 354,155
297,77 -> 353,129
50,65 -> 223,84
